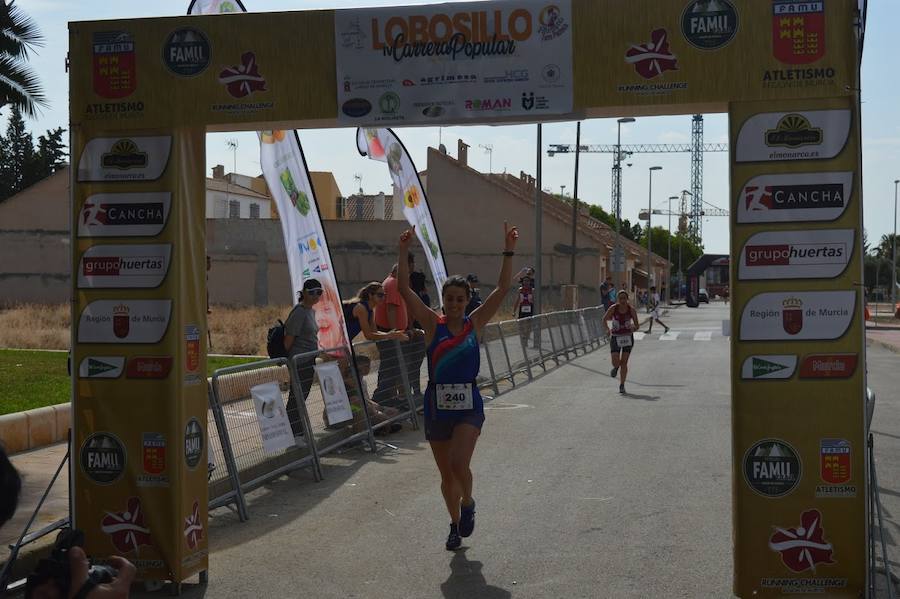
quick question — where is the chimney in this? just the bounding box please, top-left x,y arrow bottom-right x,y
212,164 -> 225,179
458,139 -> 470,166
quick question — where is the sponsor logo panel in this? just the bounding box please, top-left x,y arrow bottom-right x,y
126,356 -> 174,379
184,417 -> 203,470
212,51 -> 273,114
184,499 -> 204,550
80,432 -> 126,484
620,28 -> 688,95
78,300 -> 172,344
78,137 -> 171,182
163,28 -> 211,77
740,355 -> 797,380
816,438 -> 856,498
769,509 -> 834,572
92,31 -> 136,99
735,110 -> 851,163
743,439 -> 801,497
101,497 -> 153,555
799,353 -> 858,379
772,0 -> 825,65
738,172 -> 852,224
740,291 -> 855,341
138,432 -> 169,487
78,193 -> 171,238
681,0 -> 739,50
739,229 -> 853,280
78,244 -> 172,289
78,356 -> 125,379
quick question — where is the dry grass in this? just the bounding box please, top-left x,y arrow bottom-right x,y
0,304 -> 70,350
0,301 -> 578,354
0,303 -> 287,355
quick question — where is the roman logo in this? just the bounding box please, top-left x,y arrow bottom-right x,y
101,139 -> 148,170
734,110 -> 850,163
78,136 -> 171,182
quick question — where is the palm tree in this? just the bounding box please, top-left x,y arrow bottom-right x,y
1,0 -> 46,117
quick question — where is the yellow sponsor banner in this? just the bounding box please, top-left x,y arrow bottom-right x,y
67,0 -> 857,131
71,126 -> 208,582
729,96 -> 866,597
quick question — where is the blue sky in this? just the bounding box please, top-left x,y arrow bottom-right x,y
8,0 -> 898,256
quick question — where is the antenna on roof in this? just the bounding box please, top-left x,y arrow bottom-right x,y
353,173 -> 363,194
225,138 -> 238,175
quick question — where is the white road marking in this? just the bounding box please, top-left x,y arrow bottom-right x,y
694,331 -> 713,341
659,331 -> 680,341
633,332 -> 646,341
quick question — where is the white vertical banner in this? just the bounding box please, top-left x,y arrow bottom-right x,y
189,0 -> 349,354
357,128 -> 448,303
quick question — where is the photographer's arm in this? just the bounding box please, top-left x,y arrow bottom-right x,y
68,547 -> 136,599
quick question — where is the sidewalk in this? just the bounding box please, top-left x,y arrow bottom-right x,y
867,323 -> 900,353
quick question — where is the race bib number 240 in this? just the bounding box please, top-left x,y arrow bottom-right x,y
436,383 -> 474,411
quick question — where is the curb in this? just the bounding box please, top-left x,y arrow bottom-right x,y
866,336 -> 900,355
0,404 -> 70,455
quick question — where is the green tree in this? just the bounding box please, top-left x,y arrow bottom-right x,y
36,126 -> 65,174
0,0 -> 46,117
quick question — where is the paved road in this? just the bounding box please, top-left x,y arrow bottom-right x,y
7,303 -> 898,597
162,305 -> 740,598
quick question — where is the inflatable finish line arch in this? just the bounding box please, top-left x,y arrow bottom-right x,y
68,1 -> 866,594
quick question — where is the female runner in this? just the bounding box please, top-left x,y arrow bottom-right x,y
397,223 -> 523,550
603,289 -> 641,395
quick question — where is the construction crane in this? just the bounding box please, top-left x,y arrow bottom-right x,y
547,115 -> 727,244
639,190 -> 729,239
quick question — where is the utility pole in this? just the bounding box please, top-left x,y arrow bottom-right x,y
893,179 -> 899,308
647,166 -> 662,290
668,195 -> 678,303
534,124 -> 542,317
614,118 -> 635,291
570,122 -> 581,284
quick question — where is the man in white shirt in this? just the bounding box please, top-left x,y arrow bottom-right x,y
645,285 -> 670,334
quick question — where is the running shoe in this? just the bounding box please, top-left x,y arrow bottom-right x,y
610,366 -> 619,378
445,523 -> 462,550
459,499 -> 476,537
619,384 -> 626,395
664,326 -> 670,334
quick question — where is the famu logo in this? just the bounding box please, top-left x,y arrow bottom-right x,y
741,354 -> 797,379
743,438 -> 801,498
681,0 -> 739,50
765,114 -> 822,148
79,356 -> 125,379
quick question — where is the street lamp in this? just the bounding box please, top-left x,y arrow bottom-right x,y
560,184 -> 566,197
668,195 -> 678,303
647,166 -> 662,291
894,179 -> 899,308
614,117 -> 635,290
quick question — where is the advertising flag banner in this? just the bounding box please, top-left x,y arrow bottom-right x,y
190,0 -> 349,353
334,0 -> 573,125
357,127 -> 448,300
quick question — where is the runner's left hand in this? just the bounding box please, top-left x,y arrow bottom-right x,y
504,222 -> 519,252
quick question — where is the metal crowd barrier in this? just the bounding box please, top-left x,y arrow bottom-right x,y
206,306 -> 609,520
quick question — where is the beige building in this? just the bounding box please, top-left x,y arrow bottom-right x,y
0,143 -> 669,308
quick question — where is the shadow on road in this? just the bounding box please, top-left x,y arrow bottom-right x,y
440,549 -> 511,599
621,392 -> 660,401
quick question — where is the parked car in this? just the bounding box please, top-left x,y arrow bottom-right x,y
698,288 -> 710,303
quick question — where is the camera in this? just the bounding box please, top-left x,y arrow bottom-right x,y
25,529 -> 118,598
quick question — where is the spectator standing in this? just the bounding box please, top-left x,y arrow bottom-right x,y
283,279 -> 323,439
464,274 -> 483,316
408,271 -> 431,397
600,276 -> 613,310
372,254 -> 414,406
